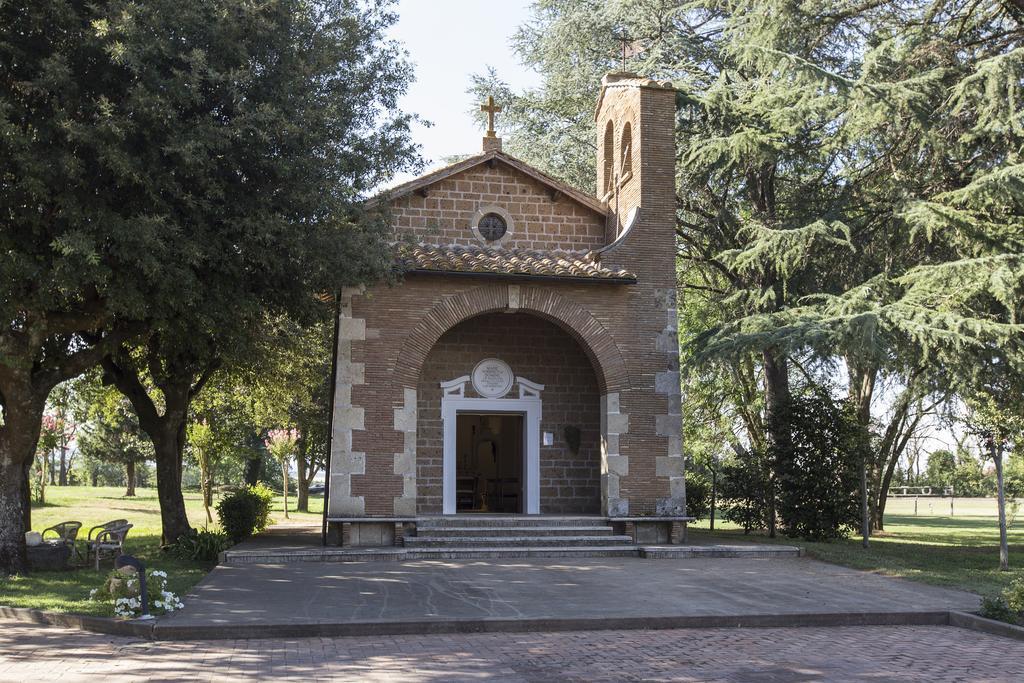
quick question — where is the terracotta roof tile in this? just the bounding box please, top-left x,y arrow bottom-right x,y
397,243 -> 636,283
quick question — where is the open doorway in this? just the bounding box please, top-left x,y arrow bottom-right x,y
455,413 -> 523,513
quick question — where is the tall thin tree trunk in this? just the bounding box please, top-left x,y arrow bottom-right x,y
296,457 -> 309,513
200,451 -> 213,525
763,348 -> 790,539
994,441 -> 1009,571
59,445 -> 68,486
37,451 -> 46,506
281,459 -> 290,520
710,467 -> 717,532
861,458 -> 870,548
125,460 -> 137,497
296,434 -> 309,513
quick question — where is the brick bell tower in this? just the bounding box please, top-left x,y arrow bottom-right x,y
593,72 -> 686,517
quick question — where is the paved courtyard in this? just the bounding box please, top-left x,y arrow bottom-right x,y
158,556 -> 979,635
0,619 -> 1020,681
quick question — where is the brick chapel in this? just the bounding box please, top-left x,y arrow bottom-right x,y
324,73 -> 687,546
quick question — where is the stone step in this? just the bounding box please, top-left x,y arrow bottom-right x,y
221,546 -> 639,564
416,526 -> 616,538
404,535 -> 635,548
639,545 -> 803,559
416,516 -> 608,529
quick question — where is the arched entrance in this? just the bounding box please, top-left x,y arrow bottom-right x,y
416,312 -> 603,515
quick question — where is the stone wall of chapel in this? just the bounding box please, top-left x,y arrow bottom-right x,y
338,277 -> 678,517
416,312 -> 602,515
388,163 -> 607,251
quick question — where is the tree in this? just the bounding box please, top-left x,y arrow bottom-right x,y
267,430 -> 297,520
1,0 -> 416,572
77,389 -> 153,498
924,449 -> 957,490
249,319 -> 334,512
964,390 -> 1024,571
69,0 -> 417,545
186,421 -> 218,525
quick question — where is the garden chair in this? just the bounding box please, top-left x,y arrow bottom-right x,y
86,519 -> 128,544
86,521 -> 133,570
41,520 -> 84,564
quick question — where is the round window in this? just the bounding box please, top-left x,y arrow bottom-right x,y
477,212 -> 508,242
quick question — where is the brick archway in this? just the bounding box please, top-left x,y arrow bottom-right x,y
394,284 -> 629,394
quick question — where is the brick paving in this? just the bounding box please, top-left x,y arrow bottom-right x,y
0,619 -> 1020,682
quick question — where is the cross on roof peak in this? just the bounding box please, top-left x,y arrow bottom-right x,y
481,95 -> 502,138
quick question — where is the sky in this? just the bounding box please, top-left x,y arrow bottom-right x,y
386,0 -> 539,184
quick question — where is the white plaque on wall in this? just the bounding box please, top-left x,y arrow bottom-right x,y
471,358 -> 514,398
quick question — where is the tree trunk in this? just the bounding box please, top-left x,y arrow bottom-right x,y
0,394 -> 46,575
296,434 -> 309,513
762,349 -> 790,539
49,452 -> 56,485
860,458 -> 870,548
846,360 -> 876,543
200,451 -> 213,525
710,467 -> 717,532
59,445 -> 68,486
152,431 -> 192,544
0,455 -> 30,575
281,460 -> 290,520
994,441 -> 1009,571
243,457 -> 261,486
37,451 -> 46,506
125,460 -> 137,497
101,351 -> 210,546
296,458 -> 309,513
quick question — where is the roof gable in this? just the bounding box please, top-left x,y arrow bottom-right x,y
370,150 -> 608,217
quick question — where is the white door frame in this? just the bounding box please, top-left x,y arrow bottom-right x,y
440,375 -> 544,514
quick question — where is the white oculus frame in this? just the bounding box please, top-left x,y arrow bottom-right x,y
439,368 -> 544,515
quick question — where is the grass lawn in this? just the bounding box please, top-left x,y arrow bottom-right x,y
691,497 -> 1024,597
0,485 -> 323,616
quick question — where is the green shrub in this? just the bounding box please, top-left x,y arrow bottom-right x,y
980,595 -> 1018,624
770,394 -> 866,541
169,530 -> 232,562
216,483 -> 274,543
683,477 -> 710,520
720,452 -> 773,533
1004,578 -> 1024,614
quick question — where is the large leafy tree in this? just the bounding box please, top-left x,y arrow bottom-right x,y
474,0 -> 1023,532
0,0 -> 417,570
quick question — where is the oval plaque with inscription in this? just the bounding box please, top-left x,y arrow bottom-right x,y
471,358 -> 514,398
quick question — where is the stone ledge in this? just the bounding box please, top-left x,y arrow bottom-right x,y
608,516 -> 695,522
0,605 -> 155,639
153,610 -> 952,641
326,517 -> 417,523
949,610 -> 1024,641
639,545 -> 802,559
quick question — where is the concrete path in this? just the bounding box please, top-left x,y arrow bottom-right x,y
1,619 -> 1020,681
158,556 -> 979,636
